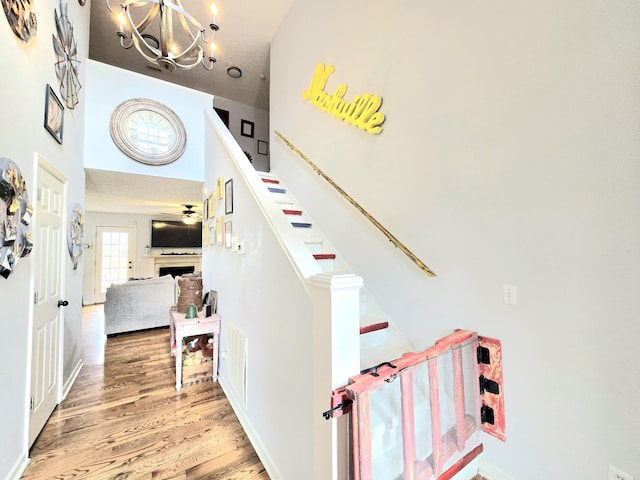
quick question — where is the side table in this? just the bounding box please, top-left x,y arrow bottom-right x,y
169,309 -> 221,391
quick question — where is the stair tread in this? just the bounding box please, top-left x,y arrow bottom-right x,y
258,171 -> 277,179
360,321 -> 389,335
313,253 -> 336,260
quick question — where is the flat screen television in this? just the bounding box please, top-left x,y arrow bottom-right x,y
150,220 -> 202,248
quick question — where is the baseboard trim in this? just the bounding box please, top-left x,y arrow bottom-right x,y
218,376 -> 284,480
62,359 -> 83,400
6,454 -> 29,480
478,457 -> 514,480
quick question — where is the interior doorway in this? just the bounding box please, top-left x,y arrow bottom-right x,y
93,226 -> 135,303
30,157 -> 67,447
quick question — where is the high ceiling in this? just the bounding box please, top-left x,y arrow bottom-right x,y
85,0 -> 293,219
89,0 -> 294,110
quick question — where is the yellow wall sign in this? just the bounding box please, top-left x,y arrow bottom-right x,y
302,63 -> 385,135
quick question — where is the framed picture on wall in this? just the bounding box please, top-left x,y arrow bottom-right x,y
215,216 -> 224,245
240,119 -> 254,138
257,140 -> 268,155
213,107 -> 229,128
225,220 -> 232,248
44,84 -> 64,144
225,179 -> 233,214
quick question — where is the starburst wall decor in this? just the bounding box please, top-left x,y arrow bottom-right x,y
52,1 -> 81,109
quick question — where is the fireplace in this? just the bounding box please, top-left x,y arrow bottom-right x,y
159,265 -> 196,277
153,255 -> 201,277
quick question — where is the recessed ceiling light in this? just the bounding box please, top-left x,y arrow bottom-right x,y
227,66 -> 242,78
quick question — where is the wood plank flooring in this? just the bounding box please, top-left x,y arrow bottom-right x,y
21,305 -> 269,480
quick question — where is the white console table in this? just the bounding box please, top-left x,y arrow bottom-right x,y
169,309 -> 221,391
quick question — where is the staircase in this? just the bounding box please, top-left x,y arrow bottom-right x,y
259,171 -> 411,369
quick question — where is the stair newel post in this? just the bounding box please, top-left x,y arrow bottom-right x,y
309,273 -> 363,480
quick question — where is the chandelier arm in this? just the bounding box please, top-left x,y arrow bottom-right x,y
117,31 -> 134,49
171,35 -> 202,62
121,0 -> 160,33
131,34 -> 162,61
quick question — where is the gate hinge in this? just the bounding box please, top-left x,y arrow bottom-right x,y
479,375 -> 500,395
481,404 -> 495,425
322,386 -> 352,420
477,345 -> 491,365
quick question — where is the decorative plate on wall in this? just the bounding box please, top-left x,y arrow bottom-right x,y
67,202 -> 83,270
53,0 -> 81,109
109,98 -> 187,165
2,0 -> 37,42
0,158 -> 33,279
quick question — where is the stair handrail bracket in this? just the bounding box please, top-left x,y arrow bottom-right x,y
274,131 -> 437,277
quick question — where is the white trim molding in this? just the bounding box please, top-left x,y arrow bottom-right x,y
479,457 -> 515,480
6,454 -> 29,480
62,359 -> 83,400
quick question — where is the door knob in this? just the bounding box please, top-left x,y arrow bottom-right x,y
58,300 -> 69,307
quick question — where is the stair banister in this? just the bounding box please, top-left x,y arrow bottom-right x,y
274,131 -> 437,277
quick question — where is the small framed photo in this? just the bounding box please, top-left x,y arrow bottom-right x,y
203,221 -> 209,245
215,216 -> 225,245
257,140 -> 268,155
207,194 -> 215,219
225,179 -> 233,214
225,220 -> 232,248
216,177 -> 224,199
213,107 -> 229,128
44,84 -> 64,144
208,223 -> 216,245
241,119 -> 254,138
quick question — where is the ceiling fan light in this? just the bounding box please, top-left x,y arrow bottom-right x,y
182,215 -> 197,225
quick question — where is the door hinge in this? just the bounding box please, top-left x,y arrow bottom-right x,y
30,396 -> 35,411
37,187 -> 41,202
34,291 -> 38,304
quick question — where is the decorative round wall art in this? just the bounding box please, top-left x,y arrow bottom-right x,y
2,0 -> 37,42
109,98 -> 187,165
0,158 -> 33,279
53,1 -> 81,109
67,202 -> 83,270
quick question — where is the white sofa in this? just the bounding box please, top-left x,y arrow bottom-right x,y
104,275 -> 176,335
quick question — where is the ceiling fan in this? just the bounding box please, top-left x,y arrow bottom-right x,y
181,204 -> 199,224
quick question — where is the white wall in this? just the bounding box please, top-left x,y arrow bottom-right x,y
202,116 -> 316,479
84,60 -> 212,182
271,0 -> 640,479
212,96 -> 270,172
0,0 -> 89,476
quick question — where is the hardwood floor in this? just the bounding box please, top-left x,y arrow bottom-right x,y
21,305 -> 269,480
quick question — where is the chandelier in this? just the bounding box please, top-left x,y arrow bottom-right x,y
107,0 -> 219,71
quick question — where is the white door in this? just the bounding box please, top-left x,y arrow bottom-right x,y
93,226 -> 135,303
30,160 -> 66,446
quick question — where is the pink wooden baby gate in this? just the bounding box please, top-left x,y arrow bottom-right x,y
325,330 -> 505,480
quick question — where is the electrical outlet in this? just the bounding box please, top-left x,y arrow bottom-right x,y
609,465 -> 634,480
503,284 -> 517,305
